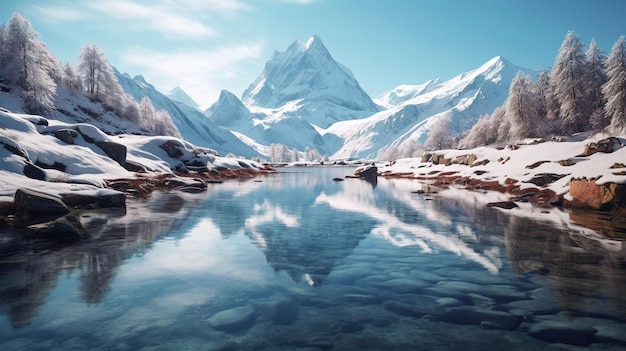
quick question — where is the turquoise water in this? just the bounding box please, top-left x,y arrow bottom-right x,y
0,167 -> 624,350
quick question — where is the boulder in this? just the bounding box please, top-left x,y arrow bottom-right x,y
160,140 -> 184,158
578,137 -> 623,157
528,321 -> 597,346
14,188 -> 70,222
354,164 -> 378,179
53,129 -> 78,144
95,140 -> 127,165
60,190 -> 126,210
568,178 -> 626,210
23,162 -> 46,180
525,173 -> 564,187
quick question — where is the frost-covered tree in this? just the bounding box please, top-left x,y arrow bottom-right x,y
550,31 -> 589,134
603,35 -> 626,133
424,116 -> 452,151
62,62 -> 82,91
459,113 -> 498,148
1,13 -> 58,111
78,44 -> 123,106
586,39 -> 609,129
506,71 -> 543,140
304,146 -> 321,162
291,148 -> 299,162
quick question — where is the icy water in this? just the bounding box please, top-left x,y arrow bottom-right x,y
0,167 -> 625,351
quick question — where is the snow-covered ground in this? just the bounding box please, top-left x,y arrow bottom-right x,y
379,133 -> 626,203
0,109 -> 264,200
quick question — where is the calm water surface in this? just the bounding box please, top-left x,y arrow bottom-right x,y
0,167 -> 625,350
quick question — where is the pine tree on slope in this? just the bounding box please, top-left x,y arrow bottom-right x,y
586,39 -> 609,130
550,31 -> 589,134
602,36 -> 626,134
78,44 -> 123,108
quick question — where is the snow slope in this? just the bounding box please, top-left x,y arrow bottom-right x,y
115,71 -> 260,158
326,56 -> 537,160
0,109 -> 263,197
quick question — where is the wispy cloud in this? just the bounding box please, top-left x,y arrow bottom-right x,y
31,0 -> 252,40
122,40 -> 265,106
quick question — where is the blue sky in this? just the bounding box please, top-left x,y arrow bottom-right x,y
2,0 -> 625,108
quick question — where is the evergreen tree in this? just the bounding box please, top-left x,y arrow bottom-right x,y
506,71 -> 541,140
586,39 -> 609,129
603,35 -> 626,133
550,31 -> 588,134
1,13 -> 58,112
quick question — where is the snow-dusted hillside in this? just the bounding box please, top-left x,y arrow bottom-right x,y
326,56 -> 537,160
115,71 -> 260,158
0,109 -> 264,197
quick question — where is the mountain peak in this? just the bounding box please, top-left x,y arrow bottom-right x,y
166,86 -> 199,110
241,35 -> 377,126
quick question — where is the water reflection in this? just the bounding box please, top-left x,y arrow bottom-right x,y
0,166 -> 624,334
0,192 -> 200,327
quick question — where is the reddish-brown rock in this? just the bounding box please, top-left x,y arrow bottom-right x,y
568,178 -> 626,210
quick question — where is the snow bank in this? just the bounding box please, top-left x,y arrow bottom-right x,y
0,110 -> 264,198
380,134 -> 626,200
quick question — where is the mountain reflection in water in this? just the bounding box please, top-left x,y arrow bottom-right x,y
0,167 -> 624,350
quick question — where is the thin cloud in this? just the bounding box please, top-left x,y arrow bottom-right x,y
87,0 -> 218,39
30,0 -> 252,40
121,40 -> 265,107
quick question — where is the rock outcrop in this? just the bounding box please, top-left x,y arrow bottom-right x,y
568,178 -> 626,210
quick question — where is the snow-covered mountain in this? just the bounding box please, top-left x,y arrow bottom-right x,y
205,35 -> 379,155
206,35 -> 534,161
115,71 -> 259,158
166,86 -> 200,110
374,79 -> 441,109
241,35 -> 379,127
326,56 -> 538,160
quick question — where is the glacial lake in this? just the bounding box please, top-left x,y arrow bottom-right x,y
0,167 -> 625,350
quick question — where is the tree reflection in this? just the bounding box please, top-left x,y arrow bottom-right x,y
504,212 -> 626,318
0,192 -> 197,327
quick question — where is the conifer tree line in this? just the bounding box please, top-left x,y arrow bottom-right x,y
460,31 -> 626,148
0,13 -> 179,137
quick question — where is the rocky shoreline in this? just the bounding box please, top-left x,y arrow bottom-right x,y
0,167 -> 274,239
378,136 -> 626,215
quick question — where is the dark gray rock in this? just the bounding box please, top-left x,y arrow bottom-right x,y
160,140 -> 184,158
383,296 -> 445,318
60,190 -> 126,210
23,162 -> 46,180
54,129 -> 79,144
14,188 -> 70,220
528,321 -> 597,346
443,306 -> 522,330
95,141 -> 127,165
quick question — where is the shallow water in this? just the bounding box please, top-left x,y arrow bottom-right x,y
0,167 -> 625,350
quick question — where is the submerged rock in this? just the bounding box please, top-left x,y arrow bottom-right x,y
443,306 -> 521,330
207,305 -> 257,332
528,321 -> 597,346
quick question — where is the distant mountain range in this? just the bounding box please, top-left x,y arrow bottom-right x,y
0,34 -> 537,161
192,35 -> 536,160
